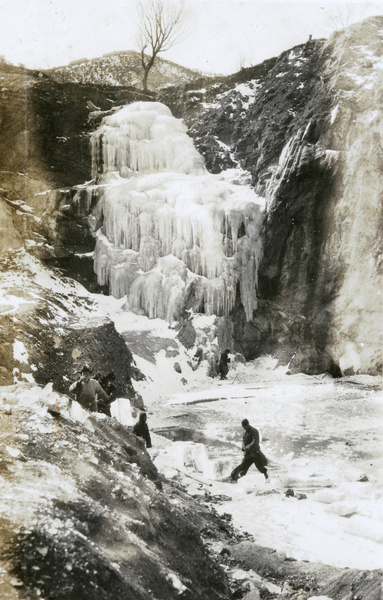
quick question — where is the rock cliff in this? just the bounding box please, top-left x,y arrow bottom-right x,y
0,65 -> 154,386
159,17 -> 383,375
1,18 -> 382,378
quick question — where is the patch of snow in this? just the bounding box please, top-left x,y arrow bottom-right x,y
367,110 -> 380,123
166,572 -> 187,594
6,446 -> 21,458
201,101 -> 219,110
13,340 -> 29,364
34,189 -> 52,196
331,104 -> 339,124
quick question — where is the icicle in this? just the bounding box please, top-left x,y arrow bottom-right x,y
91,102 -> 206,177
91,102 -> 266,322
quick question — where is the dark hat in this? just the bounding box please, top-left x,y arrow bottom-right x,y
81,364 -> 92,373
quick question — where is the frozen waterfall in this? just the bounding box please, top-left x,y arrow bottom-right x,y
91,102 -> 265,322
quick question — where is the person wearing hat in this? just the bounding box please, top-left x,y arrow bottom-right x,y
133,412 -> 152,448
230,418 -> 268,482
69,364 -> 110,413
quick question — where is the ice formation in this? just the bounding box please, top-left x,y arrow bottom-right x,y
91,102 -> 265,322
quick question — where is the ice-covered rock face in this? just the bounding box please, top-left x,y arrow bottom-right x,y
91,102 -> 206,176
91,102 -> 265,322
167,18 -> 383,374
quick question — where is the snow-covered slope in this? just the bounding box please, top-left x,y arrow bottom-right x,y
46,50 -> 202,91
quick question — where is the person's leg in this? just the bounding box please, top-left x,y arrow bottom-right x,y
254,452 -> 268,479
231,455 -> 254,480
230,464 -> 242,480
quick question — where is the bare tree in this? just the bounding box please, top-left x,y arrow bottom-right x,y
137,0 -> 187,92
326,4 -> 367,33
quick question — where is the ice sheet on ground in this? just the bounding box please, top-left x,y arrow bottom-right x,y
146,358 -> 383,570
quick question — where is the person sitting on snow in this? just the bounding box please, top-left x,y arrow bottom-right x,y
133,412 -> 152,448
69,364 -> 110,413
230,418 -> 268,482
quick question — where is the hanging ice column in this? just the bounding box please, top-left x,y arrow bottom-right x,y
91,102 -> 265,322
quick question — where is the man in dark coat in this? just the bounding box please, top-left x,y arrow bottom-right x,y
218,349 -> 231,380
98,372 -> 118,416
69,364 -> 110,413
133,412 -> 152,448
230,418 -> 268,481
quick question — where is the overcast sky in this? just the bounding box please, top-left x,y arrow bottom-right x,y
0,0 -> 382,74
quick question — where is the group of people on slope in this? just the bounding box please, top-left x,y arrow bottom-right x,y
69,361 -> 268,484
69,364 -> 152,448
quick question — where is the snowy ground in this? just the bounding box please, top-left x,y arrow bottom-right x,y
95,295 -> 383,572
159,378 -> 383,571
4,259 -> 382,574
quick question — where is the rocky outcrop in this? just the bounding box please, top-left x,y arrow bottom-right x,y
0,65 -> 154,285
0,249 -> 140,398
229,542 -> 383,599
0,63 -> 153,189
160,17 -> 383,375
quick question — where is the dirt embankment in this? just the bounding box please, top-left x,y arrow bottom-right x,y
0,385 -> 232,600
0,250 -> 142,396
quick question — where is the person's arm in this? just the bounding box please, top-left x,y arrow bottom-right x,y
69,379 -> 82,393
95,381 -> 109,402
244,428 -> 260,452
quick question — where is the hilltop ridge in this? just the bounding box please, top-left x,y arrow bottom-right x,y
45,50 -> 205,91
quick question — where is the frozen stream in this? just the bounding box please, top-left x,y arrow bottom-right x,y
95,297 -> 383,571
145,371 -> 383,570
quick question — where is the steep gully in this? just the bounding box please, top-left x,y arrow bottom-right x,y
0,16 -> 382,600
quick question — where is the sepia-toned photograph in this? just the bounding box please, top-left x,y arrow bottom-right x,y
0,0 -> 382,598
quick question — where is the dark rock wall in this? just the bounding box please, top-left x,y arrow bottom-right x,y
160,18 -> 383,375
0,65 -> 153,189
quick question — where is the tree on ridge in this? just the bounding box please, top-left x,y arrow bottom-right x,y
137,0 -> 187,92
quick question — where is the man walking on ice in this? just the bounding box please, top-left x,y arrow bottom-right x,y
230,418 -> 268,482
